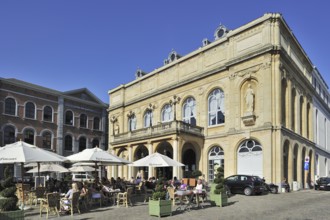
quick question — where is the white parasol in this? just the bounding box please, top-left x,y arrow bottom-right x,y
0,141 -> 66,208
27,163 -> 69,173
66,146 -> 131,176
130,152 -> 185,167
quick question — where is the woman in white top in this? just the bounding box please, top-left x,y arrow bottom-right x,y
195,179 -> 203,191
62,182 -> 79,209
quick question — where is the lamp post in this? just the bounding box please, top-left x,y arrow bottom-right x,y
169,95 -> 181,121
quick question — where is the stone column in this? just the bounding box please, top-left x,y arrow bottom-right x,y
288,145 -> 293,184
147,142 -> 153,179
110,148 -> 117,178
172,137 -> 178,178
297,149 -> 302,189
128,145 -> 132,179
56,96 -> 64,155
287,80 -> 292,130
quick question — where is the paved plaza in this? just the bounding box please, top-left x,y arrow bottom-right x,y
23,189 -> 330,220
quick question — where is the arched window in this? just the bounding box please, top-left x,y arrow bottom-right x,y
128,114 -> 137,131
4,126 -> 15,145
237,139 -> 263,177
161,104 -> 173,122
24,129 -> 34,144
182,97 -> 196,126
25,102 -> 35,119
64,135 -> 73,151
92,139 -> 99,148
208,89 -> 225,126
5,98 -> 16,115
208,146 -> 224,182
42,131 -> 52,149
65,111 -> 74,125
80,114 -> 87,128
144,110 -> 153,128
93,117 -> 100,130
43,106 -> 53,122
79,137 -> 87,152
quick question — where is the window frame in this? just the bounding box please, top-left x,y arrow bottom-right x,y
208,88 -> 225,126
25,102 -> 36,119
65,110 -> 74,126
4,98 -> 16,116
43,106 -> 53,122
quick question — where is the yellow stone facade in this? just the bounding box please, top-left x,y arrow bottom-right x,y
107,13 -> 317,189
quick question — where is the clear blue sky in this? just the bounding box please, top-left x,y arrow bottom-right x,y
1,0 -> 329,103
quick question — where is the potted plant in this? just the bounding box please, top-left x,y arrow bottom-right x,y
0,166 -> 24,219
191,170 -> 202,179
210,166 -> 228,207
148,178 -> 172,217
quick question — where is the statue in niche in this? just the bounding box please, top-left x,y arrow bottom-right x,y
245,84 -> 254,112
114,122 -> 120,135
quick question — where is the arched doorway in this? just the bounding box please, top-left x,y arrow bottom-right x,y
237,139 -> 263,177
283,141 -> 290,181
208,146 -> 224,182
182,148 -> 196,178
134,145 -> 149,180
156,142 -> 173,180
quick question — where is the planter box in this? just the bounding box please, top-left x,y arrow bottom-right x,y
210,183 -> 228,207
148,199 -> 172,217
0,210 -> 24,220
210,192 -> 228,207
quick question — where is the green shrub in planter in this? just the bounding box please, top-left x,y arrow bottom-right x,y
0,166 -> 19,212
211,166 -> 228,207
149,178 -> 172,217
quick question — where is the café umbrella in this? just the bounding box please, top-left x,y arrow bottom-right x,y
130,152 -> 185,167
0,141 -> 66,207
27,163 -> 69,173
66,146 -> 131,175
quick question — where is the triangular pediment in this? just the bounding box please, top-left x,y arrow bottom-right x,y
63,88 -> 105,105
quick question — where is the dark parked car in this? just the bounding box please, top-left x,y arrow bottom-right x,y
224,174 -> 265,196
315,177 -> 330,190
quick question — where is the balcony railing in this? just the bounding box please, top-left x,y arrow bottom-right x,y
111,120 -> 204,145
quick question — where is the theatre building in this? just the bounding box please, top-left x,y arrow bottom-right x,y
107,13 -> 330,189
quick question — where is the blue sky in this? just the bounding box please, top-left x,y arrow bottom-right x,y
1,1 -> 329,103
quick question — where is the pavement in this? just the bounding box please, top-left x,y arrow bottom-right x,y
22,189 -> 326,220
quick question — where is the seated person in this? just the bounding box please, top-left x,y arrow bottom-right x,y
195,179 -> 203,191
281,178 -> 290,192
179,179 -> 188,190
173,176 -> 181,189
61,182 -> 79,211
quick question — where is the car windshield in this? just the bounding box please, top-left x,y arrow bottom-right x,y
318,177 -> 330,184
252,176 -> 263,182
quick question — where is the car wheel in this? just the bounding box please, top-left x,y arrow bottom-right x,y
270,187 -> 278,194
224,185 -> 231,197
244,187 -> 252,196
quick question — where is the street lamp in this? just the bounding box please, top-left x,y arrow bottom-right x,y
169,95 -> 181,121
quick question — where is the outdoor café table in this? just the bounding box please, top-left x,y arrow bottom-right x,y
192,189 -> 206,208
104,188 -> 121,205
174,190 -> 194,211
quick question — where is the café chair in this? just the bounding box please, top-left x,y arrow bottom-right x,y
40,193 -> 60,219
117,187 -> 133,207
167,187 -> 180,206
